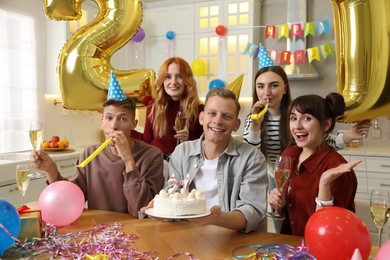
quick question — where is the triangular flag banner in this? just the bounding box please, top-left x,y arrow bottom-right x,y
294,50 -> 306,64
243,42 -> 258,57
266,25 -> 276,39
280,51 -> 291,64
278,24 -> 289,39
107,71 -> 127,101
304,22 -> 316,37
226,74 -> 244,100
318,20 -> 330,35
320,42 -> 334,59
258,44 -> 276,69
291,23 -> 303,39
269,50 -> 278,64
307,47 -> 321,63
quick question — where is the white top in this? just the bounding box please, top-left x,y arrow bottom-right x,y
194,157 -> 219,209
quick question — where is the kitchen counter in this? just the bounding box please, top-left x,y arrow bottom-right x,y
338,146 -> 390,157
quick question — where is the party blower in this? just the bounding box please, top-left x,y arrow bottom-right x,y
77,138 -> 111,168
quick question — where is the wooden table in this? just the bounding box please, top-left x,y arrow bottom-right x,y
56,209 -> 302,259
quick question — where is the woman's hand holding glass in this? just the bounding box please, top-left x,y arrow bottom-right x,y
174,111 -> 188,145
267,156 -> 291,220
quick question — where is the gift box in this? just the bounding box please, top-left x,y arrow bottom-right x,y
18,205 -> 42,241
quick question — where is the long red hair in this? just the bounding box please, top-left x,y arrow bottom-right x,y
150,57 -> 202,138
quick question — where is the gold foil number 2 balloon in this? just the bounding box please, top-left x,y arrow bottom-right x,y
43,0 -> 155,110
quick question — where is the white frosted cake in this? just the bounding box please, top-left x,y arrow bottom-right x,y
154,189 -> 206,216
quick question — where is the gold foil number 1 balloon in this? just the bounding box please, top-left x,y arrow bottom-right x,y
43,0 -> 155,110
331,0 -> 390,122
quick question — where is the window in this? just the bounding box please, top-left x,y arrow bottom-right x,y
0,2 -> 44,153
195,0 -> 255,98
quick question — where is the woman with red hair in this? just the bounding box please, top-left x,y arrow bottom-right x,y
132,57 -> 204,160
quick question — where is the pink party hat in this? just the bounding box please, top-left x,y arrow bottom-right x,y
258,44 -> 276,69
107,71 -> 127,101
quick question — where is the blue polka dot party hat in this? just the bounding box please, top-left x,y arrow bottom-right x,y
107,71 -> 127,101
258,44 -> 276,69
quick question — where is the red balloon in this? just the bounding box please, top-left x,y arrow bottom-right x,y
305,207 -> 371,260
215,25 -> 227,36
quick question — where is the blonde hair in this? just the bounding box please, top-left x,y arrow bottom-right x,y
150,57 -> 202,138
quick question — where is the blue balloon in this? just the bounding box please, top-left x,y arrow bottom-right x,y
166,31 -> 175,40
209,79 -> 225,90
0,199 -> 21,255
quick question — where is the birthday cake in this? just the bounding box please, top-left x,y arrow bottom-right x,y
153,177 -> 206,216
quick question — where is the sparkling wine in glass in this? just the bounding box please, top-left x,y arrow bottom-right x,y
16,164 -> 30,205
175,111 -> 187,145
29,121 -> 44,151
29,121 -> 45,178
267,156 -> 291,220
370,189 -> 390,247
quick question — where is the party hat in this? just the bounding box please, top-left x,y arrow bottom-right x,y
107,71 -> 127,101
258,44 -> 276,69
226,74 -> 244,100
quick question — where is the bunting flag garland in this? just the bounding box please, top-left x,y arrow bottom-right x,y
243,42 -> 335,65
243,19 -> 333,65
264,19 -> 330,39
265,25 -> 276,39
318,20 -> 330,36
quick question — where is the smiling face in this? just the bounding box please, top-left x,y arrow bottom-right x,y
199,95 -> 240,146
289,107 -> 331,153
255,71 -> 287,111
163,62 -> 185,101
102,105 -> 137,139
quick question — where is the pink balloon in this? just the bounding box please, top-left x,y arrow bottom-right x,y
38,181 -> 85,226
376,240 -> 390,260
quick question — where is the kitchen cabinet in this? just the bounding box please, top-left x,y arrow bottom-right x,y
339,146 -> 390,245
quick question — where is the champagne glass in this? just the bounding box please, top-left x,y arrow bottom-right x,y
29,120 -> 45,178
267,156 -> 291,220
175,111 -> 187,145
16,164 -> 30,205
370,189 -> 390,247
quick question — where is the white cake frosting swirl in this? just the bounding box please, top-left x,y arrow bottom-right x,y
154,188 -> 206,216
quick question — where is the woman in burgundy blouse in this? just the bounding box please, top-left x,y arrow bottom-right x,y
132,57 -> 204,158
268,93 -> 362,236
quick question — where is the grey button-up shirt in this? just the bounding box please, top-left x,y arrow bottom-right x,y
168,134 -> 268,233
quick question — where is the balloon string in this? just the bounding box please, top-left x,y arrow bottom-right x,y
362,134 -> 369,195
0,223 -> 22,244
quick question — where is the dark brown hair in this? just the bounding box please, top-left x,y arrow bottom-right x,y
103,97 -> 136,117
288,92 -> 345,138
251,66 -> 292,157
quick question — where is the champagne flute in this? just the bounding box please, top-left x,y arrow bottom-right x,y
16,164 -> 30,205
29,120 -> 45,178
175,111 -> 187,145
267,155 -> 291,220
370,189 -> 390,247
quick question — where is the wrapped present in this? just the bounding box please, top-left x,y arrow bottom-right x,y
17,205 -> 42,241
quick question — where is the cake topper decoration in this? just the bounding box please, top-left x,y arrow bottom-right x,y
107,71 -> 127,101
258,44 -> 276,69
